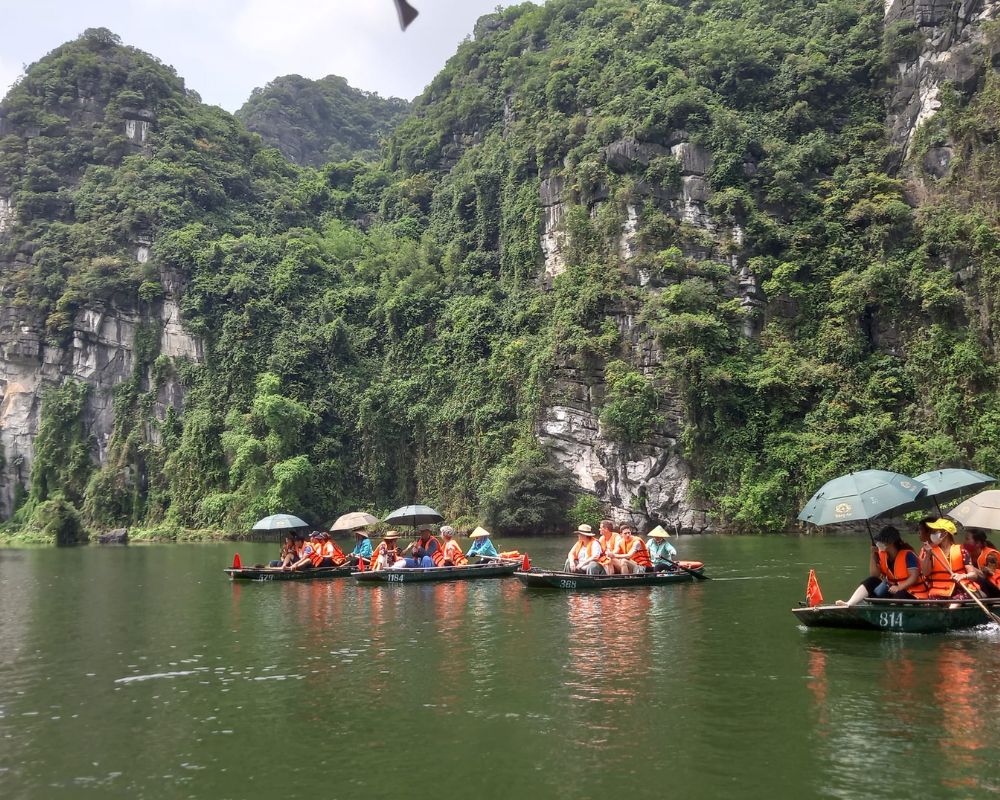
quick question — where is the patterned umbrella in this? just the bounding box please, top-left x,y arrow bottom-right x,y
798,470 -> 927,538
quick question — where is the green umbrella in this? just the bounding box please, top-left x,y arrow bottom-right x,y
798,470 -> 927,540
913,468 -> 996,509
252,513 -> 309,531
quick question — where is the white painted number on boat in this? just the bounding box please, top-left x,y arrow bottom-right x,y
878,611 -> 903,628
559,580 -> 577,589
387,573 -> 405,582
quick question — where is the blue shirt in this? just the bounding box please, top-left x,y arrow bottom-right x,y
467,538 -> 498,558
647,538 -> 677,563
351,538 -> 373,558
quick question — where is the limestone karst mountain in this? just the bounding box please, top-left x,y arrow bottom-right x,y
2,1 -> 1000,541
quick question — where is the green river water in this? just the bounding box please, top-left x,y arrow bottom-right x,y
1,534 -> 999,799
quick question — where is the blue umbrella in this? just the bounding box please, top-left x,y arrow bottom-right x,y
798,470 -> 927,540
913,468 -> 996,508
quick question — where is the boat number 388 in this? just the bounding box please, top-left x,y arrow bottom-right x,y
558,580 -> 577,589
878,611 -> 903,628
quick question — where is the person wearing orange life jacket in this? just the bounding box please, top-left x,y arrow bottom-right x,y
618,524 -> 653,574
288,532 -> 323,570
836,526 -> 927,606
313,532 -> 347,567
371,531 -> 403,570
269,532 -> 298,568
920,518 -> 978,599
439,526 -> 468,567
402,526 -> 443,568
564,524 -> 606,575
598,519 -> 626,574
964,528 -> 1000,598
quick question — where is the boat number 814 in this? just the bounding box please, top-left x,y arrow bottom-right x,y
878,611 -> 903,628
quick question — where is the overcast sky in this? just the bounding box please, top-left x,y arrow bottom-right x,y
0,0 -> 523,111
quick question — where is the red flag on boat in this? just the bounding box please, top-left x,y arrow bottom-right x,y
232,552 -> 242,569
521,553 -> 531,571
357,556 -> 365,572
806,569 -> 823,607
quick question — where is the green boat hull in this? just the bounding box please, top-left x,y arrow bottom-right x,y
224,565 -> 355,582
515,568 -> 703,590
353,560 -> 519,583
792,598 -> 1000,633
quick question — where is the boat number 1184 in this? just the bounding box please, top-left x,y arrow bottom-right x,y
878,611 -> 903,628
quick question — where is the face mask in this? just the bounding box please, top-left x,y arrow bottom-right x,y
875,542 -> 888,552
930,531 -> 945,544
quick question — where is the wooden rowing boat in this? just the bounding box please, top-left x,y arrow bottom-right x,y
353,560 -> 519,583
514,565 -> 705,589
224,565 -> 355,582
792,597 -> 1000,633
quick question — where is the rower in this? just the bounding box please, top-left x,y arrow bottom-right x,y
403,526 -> 443,568
618,524 -> 653,573
836,525 -> 928,607
371,531 -> 403,570
440,526 -> 468,566
964,528 -> 1000,598
466,526 -> 499,560
646,525 -> 677,571
598,519 -> 625,574
564,524 -> 605,575
920,518 -> 978,599
348,528 -> 374,567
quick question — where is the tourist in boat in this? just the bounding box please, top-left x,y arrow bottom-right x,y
618,524 -> 654,573
836,526 -> 928,606
440,526 -> 468,567
402,526 -> 443,568
315,532 -> 348,567
466,526 -> 499,560
564,524 -> 606,575
269,532 -> 299,568
646,526 -> 678,571
371,531 -> 403,570
348,529 -> 374,567
920,518 -> 978,599
964,528 -> 1000,598
599,519 -> 626,574
287,532 -> 323,570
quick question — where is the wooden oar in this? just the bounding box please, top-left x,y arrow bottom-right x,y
665,559 -> 710,580
930,547 -> 1000,625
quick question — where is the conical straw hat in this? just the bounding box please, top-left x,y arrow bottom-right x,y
647,525 -> 671,538
470,526 -> 491,538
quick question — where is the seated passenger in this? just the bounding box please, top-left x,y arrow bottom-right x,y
837,525 -> 927,606
371,531 -> 402,570
466,526 -> 499,560
618,524 -> 653,574
270,532 -> 298,568
965,529 -> 1000,598
288,532 -> 323,570
348,529 -> 374,567
646,526 -> 678,571
564,525 -> 605,575
598,519 -> 625,574
920,518 -> 978,599
403,526 -> 443,568
315,532 -> 347,567
440,526 -> 468,567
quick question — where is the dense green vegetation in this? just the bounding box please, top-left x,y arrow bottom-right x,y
3,2 -> 1000,540
236,74 -> 410,166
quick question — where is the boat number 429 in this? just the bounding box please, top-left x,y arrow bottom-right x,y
878,611 -> 903,628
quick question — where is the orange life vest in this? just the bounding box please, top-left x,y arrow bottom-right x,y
416,535 -> 445,566
570,539 -> 603,562
976,547 -> 1000,590
371,542 -> 398,569
878,549 -> 928,598
442,539 -> 468,566
624,535 -> 652,569
598,532 -> 623,566
321,540 -> 347,566
926,544 -> 969,597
